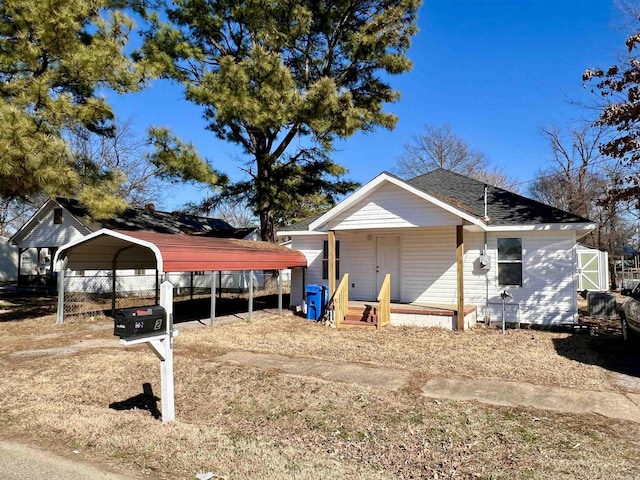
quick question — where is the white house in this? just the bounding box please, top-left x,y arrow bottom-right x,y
277,169 -> 595,329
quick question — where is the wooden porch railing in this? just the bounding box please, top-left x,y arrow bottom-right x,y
332,273 -> 349,329
376,274 -> 391,330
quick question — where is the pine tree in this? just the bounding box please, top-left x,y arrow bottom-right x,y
0,0 -> 147,217
140,0 -> 420,241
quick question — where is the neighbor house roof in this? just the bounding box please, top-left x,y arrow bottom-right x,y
11,198 -> 256,245
56,197 -> 240,236
406,169 -> 591,225
54,229 -> 307,272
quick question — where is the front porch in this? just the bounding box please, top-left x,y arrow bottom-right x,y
339,300 -> 477,330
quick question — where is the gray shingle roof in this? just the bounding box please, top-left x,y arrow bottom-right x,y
281,212 -> 326,231
406,168 -> 591,225
56,198 -> 250,237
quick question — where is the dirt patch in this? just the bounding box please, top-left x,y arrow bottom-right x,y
11,339 -> 116,358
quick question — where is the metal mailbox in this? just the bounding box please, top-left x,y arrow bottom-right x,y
113,305 -> 167,339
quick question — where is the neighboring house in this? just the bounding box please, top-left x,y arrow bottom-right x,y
10,198 -> 259,291
278,169 -> 595,328
0,236 -> 18,282
576,244 -> 609,292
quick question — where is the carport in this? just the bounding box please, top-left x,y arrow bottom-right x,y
53,229 -> 307,324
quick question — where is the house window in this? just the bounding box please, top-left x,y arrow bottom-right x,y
54,208 -> 63,224
497,238 -> 523,286
322,240 -> 340,280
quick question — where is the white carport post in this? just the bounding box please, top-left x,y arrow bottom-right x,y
278,269 -> 283,316
210,271 -> 217,326
56,257 -> 68,325
248,270 -> 254,320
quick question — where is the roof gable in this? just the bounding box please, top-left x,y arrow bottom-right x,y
307,172 -> 484,231
284,169 -> 594,235
10,199 -> 92,246
329,181 -> 460,229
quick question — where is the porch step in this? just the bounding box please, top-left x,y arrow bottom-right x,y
340,303 -> 380,328
344,314 -> 378,324
339,319 -> 378,329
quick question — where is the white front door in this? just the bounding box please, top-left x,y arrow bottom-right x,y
376,236 -> 401,301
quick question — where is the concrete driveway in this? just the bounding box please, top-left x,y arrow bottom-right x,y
0,440 -> 140,480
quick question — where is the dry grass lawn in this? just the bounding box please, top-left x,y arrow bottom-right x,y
1,295 -> 640,479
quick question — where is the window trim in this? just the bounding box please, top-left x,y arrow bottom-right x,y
497,237 -> 523,287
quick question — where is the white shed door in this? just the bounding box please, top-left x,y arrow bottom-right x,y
578,251 -> 601,291
376,236 -> 400,301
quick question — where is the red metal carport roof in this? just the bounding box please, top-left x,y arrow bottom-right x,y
54,229 -> 307,272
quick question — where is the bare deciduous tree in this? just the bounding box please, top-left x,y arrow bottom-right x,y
394,124 -> 514,189
528,124 -> 609,219
206,199 -> 257,229
66,119 -> 166,208
528,122 -> 634,288
0,196 -> 45,237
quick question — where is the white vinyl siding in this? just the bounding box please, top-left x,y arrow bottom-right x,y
289,235 -> 326,306
401,227 -> 457,303
339,232 -> 375,300
19,206 -> 88,248
0,237 -> 18,281
296,227 -> 467,305
290,228 -> 579,326
484,232 -> 577,325
329,183 -> 460,230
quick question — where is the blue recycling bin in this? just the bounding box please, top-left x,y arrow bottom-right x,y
306,284 -> 327,321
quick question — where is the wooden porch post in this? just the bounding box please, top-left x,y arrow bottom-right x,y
456,225 -> 465,331
328,230 -> 336,296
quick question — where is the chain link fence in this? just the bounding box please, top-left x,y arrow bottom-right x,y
63,269 -> 291,320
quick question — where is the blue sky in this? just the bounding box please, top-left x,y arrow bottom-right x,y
108,0 -> 629,210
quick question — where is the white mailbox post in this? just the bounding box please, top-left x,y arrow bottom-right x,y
118,281 -> 177,423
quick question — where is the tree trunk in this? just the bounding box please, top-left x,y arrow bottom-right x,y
256,154 -> 276,243
260,209 -> 276,243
